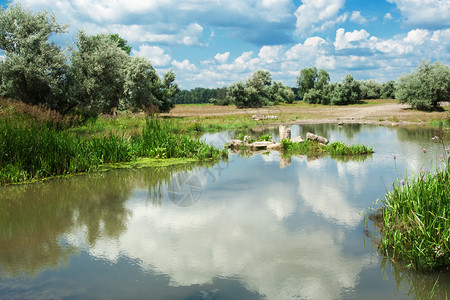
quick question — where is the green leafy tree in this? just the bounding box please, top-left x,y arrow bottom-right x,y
109,33 -> 131,55
296,67 -> 317,98
396,61 -> 450,110
360,80 -> 381,99
330,74 -> 361,105
296,67 -> 330,100
227,70 -> 294,108
227,81 -> 251,108
0,3 -> 67,110
66,31 -> 129,115
380,80 -> 396,99
316,69 -> 330,91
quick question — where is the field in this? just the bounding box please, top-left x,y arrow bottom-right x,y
163,100 -> 450,128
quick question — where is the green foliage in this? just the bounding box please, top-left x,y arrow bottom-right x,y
259,134 -> 271,141
360,80 -> 381,99
296,67 -> 330,99
379,166 -> 450,270
283,140 -> 373,158
209,97 -> 231,106
0,4 -> 178,116
326,141 -> 373,155
396,61 -> 450,110
172,87 -> 228,104
227,70 -> 294,108
330,74 -> 362,105
109,33 -> 132,55
380,80 -> 396,99
0,111 -> 226,185
0,3 -> 67,109
303,88 -> 325,104
67,31 -> 129,115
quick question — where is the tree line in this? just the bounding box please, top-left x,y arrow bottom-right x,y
1,4 -> 449,115
0,4 -> 178,117
175,61 -> 449,111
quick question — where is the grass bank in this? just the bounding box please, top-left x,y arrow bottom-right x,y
376,164 -> 449,271
0,102 -> 227,185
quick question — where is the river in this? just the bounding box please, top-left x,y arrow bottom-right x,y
0,124 -> 448,299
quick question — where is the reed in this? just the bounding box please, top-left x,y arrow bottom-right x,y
378,166 -> 449,270
283,140 -> 373,157
0,114 -> 227,185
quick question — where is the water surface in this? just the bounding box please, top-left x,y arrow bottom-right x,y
0,124 -> 448,299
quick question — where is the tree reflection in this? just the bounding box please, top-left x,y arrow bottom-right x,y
0,162 -> 213,277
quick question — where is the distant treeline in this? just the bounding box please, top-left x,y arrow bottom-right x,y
171,87 -> 228,104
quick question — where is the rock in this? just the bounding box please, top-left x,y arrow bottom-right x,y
279,125 -> 291,140
267,143 -> 282,150
244,136 -> 251,144
252,114 -> 264,120
306,132 -> 329,145
225,139 -> 243,148
250,141 -> 275,150
252,115 -> 278,120
290,136 -> 304,144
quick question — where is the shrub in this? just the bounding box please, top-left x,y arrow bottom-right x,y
396,61 -> 450,110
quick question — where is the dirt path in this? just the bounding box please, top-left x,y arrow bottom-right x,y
165,101 -> 449,127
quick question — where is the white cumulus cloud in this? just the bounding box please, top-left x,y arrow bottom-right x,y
172,59 -> 198,72
294,0 -> 346,37
387,0 -> 450,28
334,28 -> 371,50
214,52 -> 230,64
131,45 -> 171,66
350,11 -> 367,24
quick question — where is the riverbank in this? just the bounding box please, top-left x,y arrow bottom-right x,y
163,100 -> 450,129
1,98 -> 448,185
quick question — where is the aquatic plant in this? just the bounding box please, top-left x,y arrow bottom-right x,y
375,131 -> 449,271
378,166 -> 449,270
284,140 -> 373,157
0,113 -> 227,185
259,134 -> 272,141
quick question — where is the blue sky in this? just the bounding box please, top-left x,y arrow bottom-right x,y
1,0 -> 449,89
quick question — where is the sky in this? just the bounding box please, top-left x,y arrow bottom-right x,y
1,0 -> 450,89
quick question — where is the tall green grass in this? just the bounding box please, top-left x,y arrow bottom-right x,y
378,166 -> 449,271
282,139 -> 373,158
0,114 -> 227,185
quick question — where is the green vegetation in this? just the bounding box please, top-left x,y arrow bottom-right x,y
282,140 -> 373,157
377,166 -> 449,271
396,61 -> 450,111
0,4 -> 178,117
171,87 -> 228,105
0,101 -> 227,185
226,70 -> 295,108
259,134 -> 272,141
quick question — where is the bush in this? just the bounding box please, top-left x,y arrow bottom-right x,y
380,80 -> 396,99
360,80 -> 381,99
396,61 -> 450,110
330,74 -> 361,105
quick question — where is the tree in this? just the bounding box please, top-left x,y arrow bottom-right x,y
380,80 -> 396,99
360,80 -> 381,99
396,61 -> 450,110
296,67 -> 330,99
226,70 -> 294,108
109,33 -> 132,55
0,3 -> 67,110
296,67 -> 317,98
227,81 -> 251,108
66,31 -> 129,115
330,74 -> 361,105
